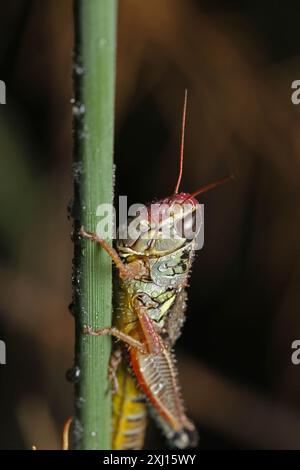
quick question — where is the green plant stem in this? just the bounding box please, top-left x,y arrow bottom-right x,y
73,0 -> 117,450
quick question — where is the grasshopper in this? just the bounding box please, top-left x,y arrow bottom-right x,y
79,91 -> 230,449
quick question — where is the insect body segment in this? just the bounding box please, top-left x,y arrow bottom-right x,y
112,361 -> 147,450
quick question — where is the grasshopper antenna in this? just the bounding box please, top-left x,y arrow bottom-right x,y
189,175 -> 234,199
174,89 -> 187,194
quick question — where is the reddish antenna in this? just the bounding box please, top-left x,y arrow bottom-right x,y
189,175 -> 234,199
174,89 -> 187,194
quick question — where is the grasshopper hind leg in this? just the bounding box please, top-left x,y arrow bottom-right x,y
170,428 -> 199,449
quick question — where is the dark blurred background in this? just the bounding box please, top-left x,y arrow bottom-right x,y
1,0 -> 300,450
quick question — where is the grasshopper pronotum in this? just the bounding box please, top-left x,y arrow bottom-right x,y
76,91 -> 231,450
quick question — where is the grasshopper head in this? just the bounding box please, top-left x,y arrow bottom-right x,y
144,192 -> 200,255
117,90 -> 231,257
117,193 -> 201,257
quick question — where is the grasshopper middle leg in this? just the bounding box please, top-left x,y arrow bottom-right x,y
84,326 -> 146,354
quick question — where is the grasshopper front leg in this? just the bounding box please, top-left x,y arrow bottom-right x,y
79,227 -> 146,280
